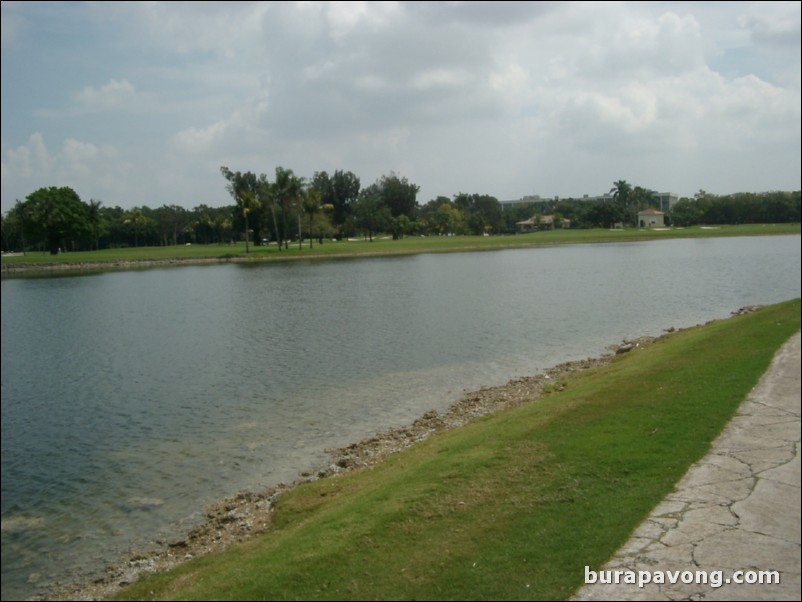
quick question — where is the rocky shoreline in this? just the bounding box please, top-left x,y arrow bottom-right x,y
33,334 -> 666,601
1,256 -> 240,276
34,310 -> 764,601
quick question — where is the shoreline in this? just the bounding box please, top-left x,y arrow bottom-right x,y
1,256 -> 244,277
34,333 -> 669,601
4,227 -> 800,278
30,307 -> 766,601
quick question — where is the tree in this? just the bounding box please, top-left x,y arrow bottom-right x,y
587,200 -> 623,229
87,199 -> 103,251
24,186 -> 90,254
193,206 -> 215,244
433,202 -> 465,235
156,204 -> 189,246
670,198 -> 703,227
256,173 -> 281,249
214,214 -> 233,244
610,180 -> 633,226
353,184 -> 390,242
379,172 -> 419,220
302,187 -> 322,249
98,205 -> 127,248
295,178 -> 308,251
123,208 -> 154,248
273,167 -> 303,250
453,193 -> 503,235
7,200 -> 28,253
390,214 -> 414,239
632,186 -> 653,226
315,203 -> 336,243
311,170 -> 361,237
221,167 -> 260,253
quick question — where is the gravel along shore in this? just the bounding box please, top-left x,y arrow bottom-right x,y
34,329 -> 694,601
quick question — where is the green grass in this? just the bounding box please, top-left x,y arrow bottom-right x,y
113,299 -> 801,601
2,223 -> 799,271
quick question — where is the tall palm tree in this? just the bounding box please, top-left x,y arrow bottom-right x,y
87,199 -> 103,251
13,200 -> 27,255
610,180 -> 633,226
240,191 -> 258,253
220,167 -> 259,253
632,186 -> 652,226
257,174 -> 281,250
303,188 -> 322,249
274,167 -> 303,250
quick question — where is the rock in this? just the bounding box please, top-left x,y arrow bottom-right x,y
41,332 -> 666,602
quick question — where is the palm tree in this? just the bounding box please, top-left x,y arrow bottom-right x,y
87,199 -> 103,251
195,210 -> 213,245
258,174 -> 281,250
610,180 -> 633,226
303,188 -> 322,249
214,215 -> 233,244
274,167 -> 303,250
220,167 -> 259,253
632,186 -> 653,226
240,192 -> 257,253
124,208 -> 148,248
14,200 -> 28,255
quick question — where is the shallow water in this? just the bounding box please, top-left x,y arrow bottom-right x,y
2,235 -> 800,599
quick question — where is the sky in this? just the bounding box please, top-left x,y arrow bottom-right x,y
1,1 -> 800,215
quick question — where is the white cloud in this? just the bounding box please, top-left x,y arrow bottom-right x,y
86,1 -> 270,58
74,79 -> 137,110
61,138 -> 118,178
412,69 -> 469,91
739,1 -> 801,46
1,134 -> 130,203
2,2 -> 800,212
3,133 -> 51,179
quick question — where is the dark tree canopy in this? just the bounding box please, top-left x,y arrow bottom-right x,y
378,173 -> 419,219
221,167 -> 264,251
24,186 -> 90,254
453,193 -> 503,235
312,170 -> 361,233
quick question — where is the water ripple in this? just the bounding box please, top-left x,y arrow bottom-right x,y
2,237 -> 800,600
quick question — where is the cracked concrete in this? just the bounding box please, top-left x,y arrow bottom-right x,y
572,331 -> 801,601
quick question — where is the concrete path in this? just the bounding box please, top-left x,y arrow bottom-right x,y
572,331 -> 801,601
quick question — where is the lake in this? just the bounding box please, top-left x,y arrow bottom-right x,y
1,235 -> 800,599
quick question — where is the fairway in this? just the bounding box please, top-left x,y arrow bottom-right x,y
2,223 -> 799,275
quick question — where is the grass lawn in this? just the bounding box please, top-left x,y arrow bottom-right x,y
113,298 -> 800,601
2,223 -> 799,271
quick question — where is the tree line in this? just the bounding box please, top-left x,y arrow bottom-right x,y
669,190 -> 801,226
497,185 -> 799,230
1,173 -> 799,255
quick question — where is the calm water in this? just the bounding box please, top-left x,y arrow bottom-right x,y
2,235 -> 800,599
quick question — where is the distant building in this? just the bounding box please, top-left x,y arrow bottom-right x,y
515,216 -> 537,232
516,215 -> 571,232
499,195 -> 545,209
503,190 -> 679,210
581,193 -> 616,202
638,208 -> 665,228
652,192 -> 679,212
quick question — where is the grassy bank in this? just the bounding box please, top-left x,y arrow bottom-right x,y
3,223 -> 799,273
112,299 -> 801,601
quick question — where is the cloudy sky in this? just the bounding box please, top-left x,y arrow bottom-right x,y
1,1 -> 800,214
